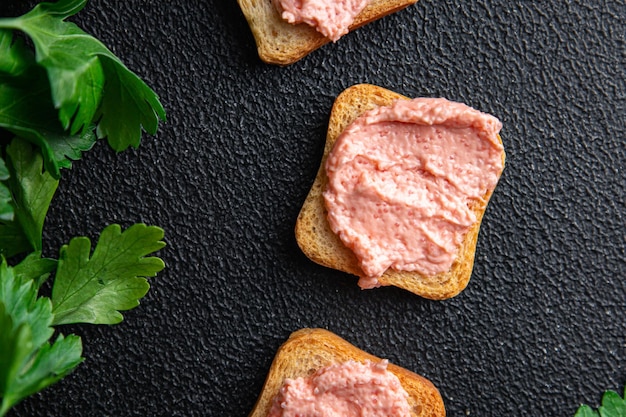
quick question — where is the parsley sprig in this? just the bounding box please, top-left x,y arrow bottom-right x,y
52,224 -> 166,326
0,0 -> 165,178
2,139 -> 58,258
0,224 -> 165,416
0,0 -> 167,414
0,258 -> 83,417
0,0 -> 166,258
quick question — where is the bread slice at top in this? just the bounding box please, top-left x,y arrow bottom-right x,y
249,328 -> 445,417
295,84 -> 506,300
237,0 -> 419,65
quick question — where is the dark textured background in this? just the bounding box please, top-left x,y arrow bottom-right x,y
1,0 -> 625,416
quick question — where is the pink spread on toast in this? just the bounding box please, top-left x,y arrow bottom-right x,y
267,360 -> 411,417
324,97 -> 504,289
273,0 -> 369,42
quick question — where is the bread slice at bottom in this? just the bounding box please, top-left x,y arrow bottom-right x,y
295,84 -> 505,300
249,328 -> 445,417
236,0 -> 419,65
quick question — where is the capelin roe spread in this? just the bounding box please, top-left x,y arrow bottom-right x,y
324,97 -> 504,289
273,0 -> 369,41
268,360 -> 411,417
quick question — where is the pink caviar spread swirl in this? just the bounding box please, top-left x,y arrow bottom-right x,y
267,360 -> 411,417
273,0 -> 369,42
324,97 -> 504,289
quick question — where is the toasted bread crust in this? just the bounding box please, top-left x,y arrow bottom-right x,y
237,0 -> 419,65
249,328 -> 446,417
295,84 -> 505,299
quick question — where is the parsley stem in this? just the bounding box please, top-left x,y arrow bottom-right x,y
0,18 -> 19,29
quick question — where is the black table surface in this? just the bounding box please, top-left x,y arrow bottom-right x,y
1,1 -> 625,416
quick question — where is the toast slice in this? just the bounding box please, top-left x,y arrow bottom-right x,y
237,0 -> 419,65
249,328 -> 445,417
295,84 -> 505,300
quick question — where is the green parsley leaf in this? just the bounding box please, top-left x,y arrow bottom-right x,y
0,157 -> 13,222
94,58 -> 164,149
0,59 -> 98,178
0,0 -> 166,147
0,305 -> 32,417
598,389 -> 626,417
0,309 -> 82,417
37,0 -> 89,18
0,259 -> 83,417
0,1 -> 104,135
0,222 -> 30,260
3,333 -> 82,416
576,405 -> 600,417
4,138 -> 58,255
0,260 -> 54,350
575,386 -> 626,417
13,252 -> 57,288
51,223 -> 166,325
0,29 -> 34,77
46,128 -> 97,170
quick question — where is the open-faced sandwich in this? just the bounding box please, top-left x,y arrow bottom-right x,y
249,328 -> 445,417
237,0 -> 419,65
296,84 -> 506,299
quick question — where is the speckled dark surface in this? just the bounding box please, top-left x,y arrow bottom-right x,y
1,0 -> 625,416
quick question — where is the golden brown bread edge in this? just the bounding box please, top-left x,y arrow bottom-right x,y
249,328 -> 446,417
237,0 -> 419,65
295,84 -> 506,300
